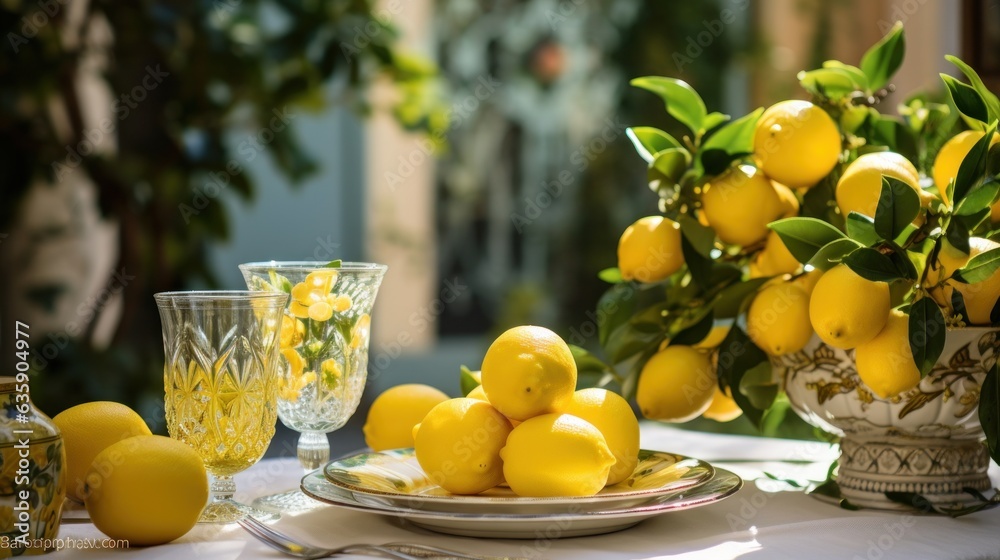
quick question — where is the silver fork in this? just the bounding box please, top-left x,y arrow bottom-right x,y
238,516 -> 485,560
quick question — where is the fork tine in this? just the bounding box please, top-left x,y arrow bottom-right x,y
243,516 -> 307,550
238,519 -> 301,557
382,542 -> 485,560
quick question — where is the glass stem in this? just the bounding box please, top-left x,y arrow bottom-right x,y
297,431 -> 330,471
210,475 -> 236,503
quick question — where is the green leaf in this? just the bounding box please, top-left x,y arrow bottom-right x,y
703,112 -> 731,132
808,238 -> 864,271
768,217 -> 847,264
991,297 -> 1000,326
739,362 -> 779,410
677,215 -> 716,257
569,345 -> 612,377
982,361 -> 1000,466
859,21 -> 905,91
681,236 -> 712,286
459,365 -> 479,396
955,247 -> 1000,284
956,181 -> 1000,216
324,259 -> 343,268
874,176 -> 921,241
701,108 -> 764,155
954,123 -> 998,204
626,127 -> 683,163
631,76 -> 707,134
952,290 -> 971,325
267,270 -> 294,294
671,312 -> 714,346
716,326 -> 770,429
598,267 -> 623,284
947,55 -> 1000,123
713,277 -> 770,319
650,148 -> 691,185
869,116 -> 918,163
798,67 -> 866,99
843,247 -> 902,282
909,297 -> 947,377
889,251 -> 919,281
941,74 -> 990,126
699,149 -> 744,176
946,219 -> 972,256
597,284 -> 637,347
846,212 -> 880,246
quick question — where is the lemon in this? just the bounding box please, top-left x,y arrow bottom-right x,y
928,237 -> 1000,325
703,386 -> 743,422
363,384 -> 449,451
414,398 -> 512,494
932,130 -> 1000,207
753,100 -> 841,188
500,413 -> 615,497
466,385 -> 488,401
809,264 -> 890,349
774,183 -> 800,217
52,402 -> 152,502
481,325 -> 577,421
693,325 -> 731,350
747,282 -> 812,355
753,230 -> 802,277
701,165 -> 785,246
855,310 -> 921,399
835,152 -> 921,218
85,435 -> 207,546
559,388 -> 639,486
791,269 -> 823,294
636,345 -> 716,422
617,216 -> 685,283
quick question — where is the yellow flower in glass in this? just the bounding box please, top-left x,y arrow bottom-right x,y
280,316 -> 306,348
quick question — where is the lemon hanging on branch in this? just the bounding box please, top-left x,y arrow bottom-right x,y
753,100 -> 841,189
617,216 -> 684,283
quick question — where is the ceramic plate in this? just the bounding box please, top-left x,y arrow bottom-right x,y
302,467 -> 742,539
323,448 -> 714,514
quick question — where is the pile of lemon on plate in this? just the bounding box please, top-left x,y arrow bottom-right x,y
363,326 -> 640,497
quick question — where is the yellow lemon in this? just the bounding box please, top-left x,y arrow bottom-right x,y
500,413 -> 615,497
753,230 -> 802,277
363,384 -> 449,451
703,386 -> 743,422
617,216 -> 684,283
85,435 -> 207,546
466,385 -> 489,401
559,388 -> 639,486
414,398 -> 512,494
693,325 -> 731,350
754,100 -> 841,188
774,183 -> 800,218
481,325 -> 577,421
747,282 -> 812,355
932,130 -> 1000,207
928,237 -> 1000,325
855,310 -> 921,399
809,264 -> 890,349
791,269 -> 823,294
636,346 -> 716,422
702,165 -> 785,246
835,152 -> 921,218
52,402 -> 152,503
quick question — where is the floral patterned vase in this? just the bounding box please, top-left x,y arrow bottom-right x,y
771,328 -> 997,511
0,377 -> 66,556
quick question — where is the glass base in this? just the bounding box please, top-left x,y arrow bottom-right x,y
199,499 -> 280,524
251,489 -> 324,514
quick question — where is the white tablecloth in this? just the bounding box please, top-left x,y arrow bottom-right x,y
55,424 -> 1000,559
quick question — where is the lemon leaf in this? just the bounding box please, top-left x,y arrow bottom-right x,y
768,217 -> 847,264
626,127 -> 682,163
954,246 -> 1000,284
798,67 -> 864,99
324,259 -> 343,268
630,76 -> 707,134
947,55 -> 1000,124
846,212 -> 879,246
842,247 -> 901,282
942,74 -> 990,128
677,215 -> 715,257
956,181 -> 1000,216
808,238 -> 863,271
459,365 -> 479,397
598,267 -> 623,284
874,176 -> 920,241
909,298 -> 947,377
860,21 -> 905,91
954,123 -> 998,204
715,325 -> 769,429
700,107 -> 763,156
569,345 -> 613,378
670,311 -> 714,346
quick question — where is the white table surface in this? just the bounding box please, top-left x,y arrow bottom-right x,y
54,424 -> 1000,559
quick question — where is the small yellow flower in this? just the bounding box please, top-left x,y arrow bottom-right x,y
282,348 -> 304,378
301,371 -> 317,386
290,301 -> 311,319
309,301 -> 334,322
280,315 -> 306,348
305,270 -> 338,293
330,294 -> 353,313
321,358 -> 342,387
